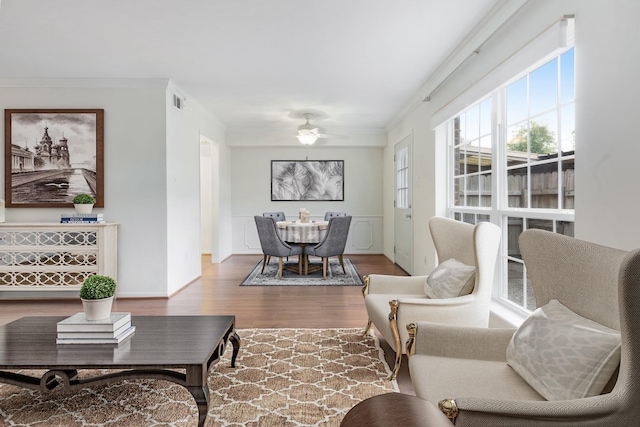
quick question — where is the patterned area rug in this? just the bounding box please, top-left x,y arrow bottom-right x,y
0,328 -> 398,426
240,258 -> 364,286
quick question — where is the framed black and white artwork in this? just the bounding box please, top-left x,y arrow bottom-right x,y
271,160 -> 344,201
4,109 -> 104,208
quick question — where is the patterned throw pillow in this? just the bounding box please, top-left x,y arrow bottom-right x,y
424,258 -> 476,298
506,299 -> 621,401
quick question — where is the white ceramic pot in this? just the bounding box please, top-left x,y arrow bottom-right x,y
74,204 -> 94,214
81,296 -> 114,320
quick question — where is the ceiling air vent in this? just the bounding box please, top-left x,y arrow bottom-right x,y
173,94 -> 184,110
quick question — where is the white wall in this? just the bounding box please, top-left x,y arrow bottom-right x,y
166,90 -> 200,295
165,81 -> 228,295
572,0 -> 640,250
216,137 -> 233,263
0,79 -> 232,297
0,82 -> 169,297
229,146 -> 384,255
386,0 -> 640,275
386,102 -> 438,276
435,0 -> 640,250
200,140 -> 213,255
158,97 -> 233,271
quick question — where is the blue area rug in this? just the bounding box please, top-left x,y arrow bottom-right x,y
240,257 -> 364,286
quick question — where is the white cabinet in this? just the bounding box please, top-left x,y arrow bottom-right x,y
0,223 -> 118,294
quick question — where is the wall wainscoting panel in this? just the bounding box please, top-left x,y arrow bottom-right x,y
243,217 -> 263,251
350,219 -> 374,250
232,215 -> 383,255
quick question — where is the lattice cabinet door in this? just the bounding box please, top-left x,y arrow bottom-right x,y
0,223 -> 118,294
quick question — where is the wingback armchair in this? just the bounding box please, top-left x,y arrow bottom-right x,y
363,216 -> 501,379
407,229 -> 640,426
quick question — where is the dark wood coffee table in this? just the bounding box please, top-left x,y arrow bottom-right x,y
0,315 -> 240,427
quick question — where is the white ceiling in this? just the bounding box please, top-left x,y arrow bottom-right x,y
0,0 -> 501,132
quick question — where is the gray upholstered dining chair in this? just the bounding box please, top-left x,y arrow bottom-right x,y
254,215 -> 302,279
304,215 -> 352,279
406,229 -> 640,426
263,212 -> 288,261
263,211 -> 286,222
324,211 -> 347,220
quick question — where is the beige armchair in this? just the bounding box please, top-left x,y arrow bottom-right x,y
407,229 -> 640,425
362,216 -> 501,379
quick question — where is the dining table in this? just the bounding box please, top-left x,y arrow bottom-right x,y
276,220 -> 329,243
276,220 -> 329,275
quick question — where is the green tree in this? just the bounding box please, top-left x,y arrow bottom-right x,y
508,121 -> 556,154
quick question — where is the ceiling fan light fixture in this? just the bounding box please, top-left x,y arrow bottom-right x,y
297,134 -> 318,145
296,114 -> 319,144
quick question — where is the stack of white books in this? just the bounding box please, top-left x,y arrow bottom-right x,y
56,312 -> 135,344
60,213 -> 105,224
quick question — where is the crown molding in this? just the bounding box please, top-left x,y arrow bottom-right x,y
386,0 -> 528,131
0,77 -> 171,88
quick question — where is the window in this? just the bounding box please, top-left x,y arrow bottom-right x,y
396,146 -> 409,209
447,46 -> 575,314
505,49 -> 575,211
453,98 -> 493,210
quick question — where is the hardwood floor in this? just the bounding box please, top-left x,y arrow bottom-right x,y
0,254 -> 415,393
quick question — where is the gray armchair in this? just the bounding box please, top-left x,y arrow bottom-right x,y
324,211 -> 347,220
263,211 -> 286,222
254,216 -> 302,279
263,212 -> 288,261
407,229 -> 640,426
304,215 -> 352,279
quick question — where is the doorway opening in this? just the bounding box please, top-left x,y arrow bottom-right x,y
200,135 -> 220,263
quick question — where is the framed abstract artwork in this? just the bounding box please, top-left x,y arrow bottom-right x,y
271,160 -> 344,201
4,109 -> 104,208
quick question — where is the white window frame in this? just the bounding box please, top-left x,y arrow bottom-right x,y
446,43 -> 575,321
396,146 -> 409,209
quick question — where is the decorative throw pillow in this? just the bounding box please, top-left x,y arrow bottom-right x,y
506,299 -> 621,401
424,258 -> 476,298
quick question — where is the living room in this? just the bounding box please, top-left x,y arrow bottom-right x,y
0,0 -> 639,425
0,1 -> 636,301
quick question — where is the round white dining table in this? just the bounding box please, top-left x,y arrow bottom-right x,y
276,220 -> 329,244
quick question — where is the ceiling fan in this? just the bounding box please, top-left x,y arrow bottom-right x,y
296,113 -> 346,145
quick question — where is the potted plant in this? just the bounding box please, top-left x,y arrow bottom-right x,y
80,275 -> 116,320
73,194 -> 95,214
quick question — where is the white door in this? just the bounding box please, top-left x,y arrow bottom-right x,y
394,135 -> 413,274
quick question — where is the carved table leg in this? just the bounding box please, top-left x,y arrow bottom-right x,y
186,384 -> 210,427
229,332 -> 241,368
